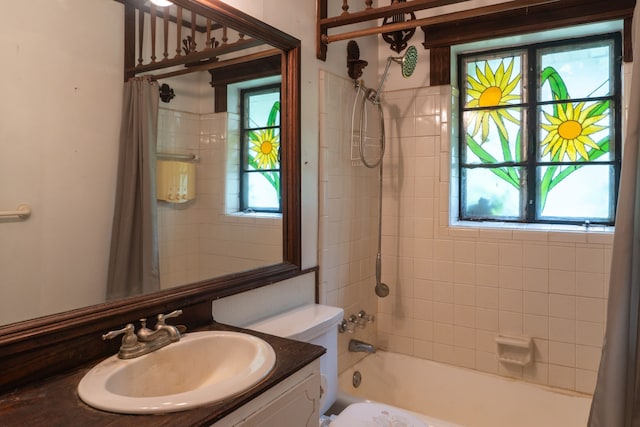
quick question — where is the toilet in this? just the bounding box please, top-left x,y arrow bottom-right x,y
245,304 -> 429,427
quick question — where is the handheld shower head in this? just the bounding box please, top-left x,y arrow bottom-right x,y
375,282 -> 390,298
372,45 -> 419,103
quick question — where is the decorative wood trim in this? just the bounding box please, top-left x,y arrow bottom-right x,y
303,266 -> 319,303
214,84 -> 227,113
317,0 -> 559,59
209,53 -> 282,113
625,16 -> 634,62
422,0 -> 634,50
421,0 -> 634,86
325,0 -> 560,46
429,45 -> 450,86
128,38 -> 265,76
281,44 -> 302,268
124,3 -> 136,80
321,0 -> 469,29
317,0 -> 328,61
114,0 -> 222,33
171,0 -> 300,51
208,53 -> 281,86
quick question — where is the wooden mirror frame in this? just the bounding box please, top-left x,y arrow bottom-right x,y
0,0 -> 301,393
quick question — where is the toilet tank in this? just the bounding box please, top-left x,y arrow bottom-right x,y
245,304 -> 344,416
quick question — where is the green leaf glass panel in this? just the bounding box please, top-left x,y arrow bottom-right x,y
537,164 -> 613,221
538,40 -> 614,102
246,92 -> 280,128
463,107 -> 524,164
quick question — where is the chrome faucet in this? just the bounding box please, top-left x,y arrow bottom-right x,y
102,309 -> 185,359
348,339 -> 376,353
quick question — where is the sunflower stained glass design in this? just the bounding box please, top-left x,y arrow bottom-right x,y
460,36 -> 619,224
465,58 -> 521,142
242,85 -> 281,212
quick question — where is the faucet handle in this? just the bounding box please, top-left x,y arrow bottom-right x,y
102,323 -> 134,340
102,323 -> 138,349
357,310 -> 375,324
338,319 -> 355,334
358,310 -> 375,328
156,309 -> 183,327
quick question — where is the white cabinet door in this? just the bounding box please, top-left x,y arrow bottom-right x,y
215,359 -> 321,427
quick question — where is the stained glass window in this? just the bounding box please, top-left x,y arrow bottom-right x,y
240,84 -> 281,213
458,34 -> 621,225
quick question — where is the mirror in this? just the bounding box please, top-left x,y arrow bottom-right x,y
0,0 -> 301,327
150,48 -> 284,292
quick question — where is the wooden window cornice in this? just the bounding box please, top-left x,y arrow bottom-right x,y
425,0 -> 635,86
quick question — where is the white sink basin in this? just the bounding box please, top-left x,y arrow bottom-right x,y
78,331 -> 276,414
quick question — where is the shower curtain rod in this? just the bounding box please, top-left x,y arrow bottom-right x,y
147,48 -> 282,81
321,0 -> 559,45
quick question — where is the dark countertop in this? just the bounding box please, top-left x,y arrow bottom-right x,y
0,322 -> 325,427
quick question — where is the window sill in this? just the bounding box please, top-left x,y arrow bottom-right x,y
230,211 -> 281,217
449,219 -> 614,245
226,211 -> 282,221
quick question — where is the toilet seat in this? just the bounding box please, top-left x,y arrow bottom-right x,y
329,402 -> 430,427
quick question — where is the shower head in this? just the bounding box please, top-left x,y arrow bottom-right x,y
372,45 -> 419,104
399,45 -> 418,78
374,253 -> 390,298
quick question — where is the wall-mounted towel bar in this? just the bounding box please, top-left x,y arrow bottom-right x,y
157,152 -> 199,162
0,204 -> 31,219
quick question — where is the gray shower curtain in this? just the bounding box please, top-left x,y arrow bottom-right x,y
588,7 -> 640,427
106,76 -> 160,300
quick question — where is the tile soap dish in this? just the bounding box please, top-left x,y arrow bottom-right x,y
496,334 -> 533,366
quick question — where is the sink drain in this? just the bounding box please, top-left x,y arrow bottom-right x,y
352,370 -> 362,388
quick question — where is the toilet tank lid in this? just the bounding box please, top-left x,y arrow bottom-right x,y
245,304 -> 344,341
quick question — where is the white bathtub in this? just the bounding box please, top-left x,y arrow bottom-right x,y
337,351 -> 592,427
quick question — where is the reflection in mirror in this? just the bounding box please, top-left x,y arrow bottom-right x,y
0,0 -> 300,327
154,72 -> 283,291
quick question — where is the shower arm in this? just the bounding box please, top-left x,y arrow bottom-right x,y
372,57 -> 395,105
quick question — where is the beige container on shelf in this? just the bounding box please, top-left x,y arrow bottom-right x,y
156,160 -> 196,203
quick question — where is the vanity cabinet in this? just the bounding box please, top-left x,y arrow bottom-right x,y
0,323 -> 324,427
216,359 -> 321,427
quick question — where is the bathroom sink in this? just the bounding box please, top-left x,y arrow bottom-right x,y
78,330 -> 276,414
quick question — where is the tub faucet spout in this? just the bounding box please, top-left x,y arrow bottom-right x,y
349,339 -> 376,353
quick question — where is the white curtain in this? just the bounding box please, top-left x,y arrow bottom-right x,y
589,8 -> 640,427
106,76 -> 160,300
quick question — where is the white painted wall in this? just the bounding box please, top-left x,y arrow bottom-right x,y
0,0 -> 122,324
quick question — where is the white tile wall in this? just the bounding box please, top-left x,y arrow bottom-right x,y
318,75 -> 613,394
376,84 -> 611,394
318,71 -> 379,371
157,109 -> 282,289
